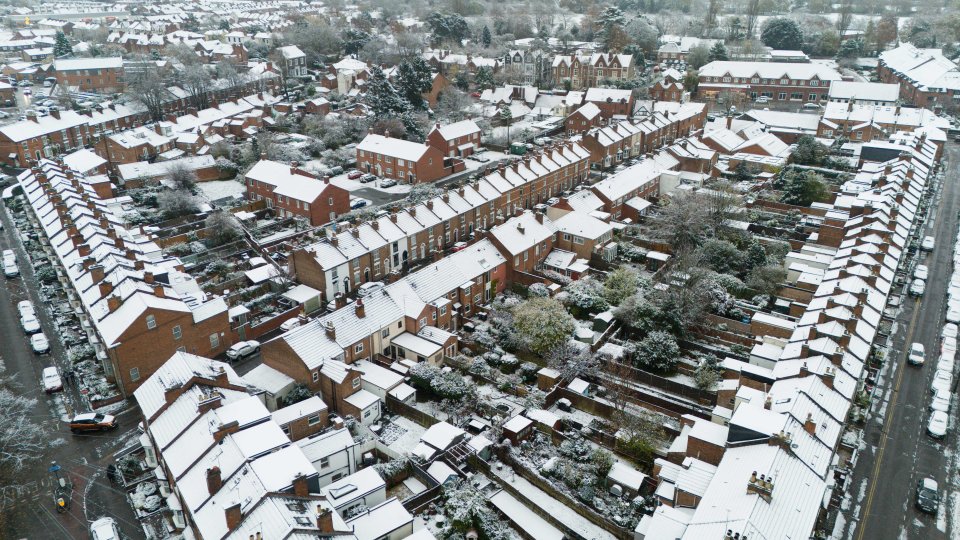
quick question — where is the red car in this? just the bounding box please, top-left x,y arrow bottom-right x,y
470,92 -> 481,98
347,170 -> 363,180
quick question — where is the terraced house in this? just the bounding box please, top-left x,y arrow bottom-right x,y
697,61 -> 842,102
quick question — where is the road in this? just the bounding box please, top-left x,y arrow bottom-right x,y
0,204 -> 143,539
839,142 -> 960,539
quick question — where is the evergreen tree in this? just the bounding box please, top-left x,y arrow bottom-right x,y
397,57 -> 434,110
481,25 -> 492,48
474,66 -> 494,90
708,41 -> 729,62
453,71 -> 470,91
365,66 -> 410,118
760,18 -> 804,51
596,7 -> 629,51
53,31 -> 72,58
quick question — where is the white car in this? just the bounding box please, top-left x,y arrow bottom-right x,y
3,259 -> 18,278
17,300 -> 35,319
279,318 -> 301,332
30,332 -> 49,354
2,249 -> 15,262
908,342 -> 926,366
20,313 -> 40,334
943,336 -> 958,355
938,354 -> 955,374
922,236 -> 936,251
931,369 -> 953,393
910,279 -> 926,296
42,366 -> 62,393
928,411 -> 949,438
943,323 -> 959,340
226,340 -> 260,361
357,281 -> 384,297
90,517 -> 121,540
947,305 -> 960,324
931,387 -> 952,413
914,264 -> 929,280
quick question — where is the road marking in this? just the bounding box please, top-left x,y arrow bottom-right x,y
857,297 -> 922,540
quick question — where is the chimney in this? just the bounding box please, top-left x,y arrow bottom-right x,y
803,413 -> 816,435
324,320 -> 336,339
213,420 -> 240,443
99,281 -> 113,298
107,294 -> 121,313
799,362 -> 809,378
763,395 -> 771,410
350,227 -> 359,238
316,504 -> 334,533
823,366 -> 835,390
355,299 -> 365,318
154,284 -> 165,298
516,223 -> 525,234
390,213 -> 398,223
292,473 -> 309,497
225,501 -> 242,531
330,233 -> 338,247
197,390 -> 223,413
144,271 -> 154,284
371,221 -> 379,230
334,293 -> 346,309
206,466 -> 222,495
26,110 -> 38,123
535,213 -> 544,224
90,264 -> 105,283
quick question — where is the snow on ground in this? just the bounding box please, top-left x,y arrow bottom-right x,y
197,179 -> 245,201
488,489 -> 564,540
490,463 -> 617,540
304,161 -> 413,195
383,416 -> 426,455
463,150 -> 510,171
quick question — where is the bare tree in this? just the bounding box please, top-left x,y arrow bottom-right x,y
745,0 -> 762,39
0,371 -> 46,524
650,192 -> 711,253
547,341 -> 598,381
216,57 -> 246,91
705,0 -> 723,31
204,211 -> 242,247
182,64 -> 212,110
157,190 -> 199,218
836,0 -> 855,38
167,162 -> 197,191
702,180 -> 741,234
600,360 -> 665,463
126,65 -> 168,122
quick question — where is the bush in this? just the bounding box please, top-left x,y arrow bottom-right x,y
632,331 -> 680,373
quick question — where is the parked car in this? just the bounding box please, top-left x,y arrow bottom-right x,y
914,264 -> 929,280
31,332 -> 49,354
69,412 -> 118,432
931,369 -> 953,393
350,199 -> 368,209
755,96 -> 770,103
910,278 -> 926,296
802,102 -> 821,110
90,517 -> 121,540
357,281 -> 384,297
226,340 -> 260,360
921,235 -> 936,251
928,411 -> 949,439
20,313 -> 40,334
347,170 -> 363,180
938,354 -> 955,374
947,304 -> 960,324
3,249 -> 15,261
17,300 -> 35,319
42,366 -> 62,393
279,318 -> 301,332
915,477 -> 940,514
930,387 -> 952,412
908,342 -> 926,366
359,174 -> 377,183
451,241 -> 469,252
379,178 -> 397,188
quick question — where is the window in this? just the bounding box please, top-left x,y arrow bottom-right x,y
130,367 -> 140,381
398,159 -> 405,166
172,325 -> 182,340
328,197 -> 333,205
303,203 -> 309,211
778,93 -> 786,100
810,80 -> 819,87
308,414 -> 321,426
352,377 -> 361,388
419,317 -> 426,328
146,314 -> 156,329
573,236 -> 585,245
440,306 -> 447,316
209,333 -> 220,349
281,425 -> 290,436
319,457 -> 330,468
363,409 -> 372,418
474,294 -> 481,303
381,328 -> 389,338
355,343 -> 364,353
808,93 -> 817,101
313,371 -> 320,382
432,311 -> 437,321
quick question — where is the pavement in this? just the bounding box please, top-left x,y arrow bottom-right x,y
837,142 -> 960,539
0,204 -> 144,539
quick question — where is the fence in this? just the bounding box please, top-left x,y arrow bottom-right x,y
384,394 -> 441,429
599,360 -> 716,406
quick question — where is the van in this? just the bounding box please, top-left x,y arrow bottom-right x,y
90,517 -> 121,540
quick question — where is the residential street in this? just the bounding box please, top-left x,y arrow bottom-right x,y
841,143 -> 960,540
0,205 -> 143,540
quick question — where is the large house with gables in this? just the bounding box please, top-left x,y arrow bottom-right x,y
552,52 -> 636,90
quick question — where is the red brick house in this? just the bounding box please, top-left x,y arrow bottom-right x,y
487,211 -> 557,277
565,102 -> 603,134
426,119 -> 481,158
583,88 -> 635,119
649,69 -> 684,102
244,159 -> 350,226
356,134 -> 455,184
53,57 -> 125,93
697,61 -> 841,103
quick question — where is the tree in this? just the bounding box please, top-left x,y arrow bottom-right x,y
0,370 -> 45,520
157,190 -> 199,218
453,71 -> 470,90
596,7 -> 629,51
168,163 -> 197,191
481,25 -> 492,48
499,105 -> 513,141
778,169 -> 830,207
182,64 -> 212,110
745,0 -> 762,39
396,57 -> 434,110
836,0 -> 854,39
698,239 -> 745,275
632,330 -> 680,372
686,44 -> 710,69
434,88 -> 472,122
708,41 -> 729,62
474,66 -> 494,90
650,192 -> 711,253
512,297 -> 575,356
547,341 -> 597,380
126,66 -> 168,122
761,18 -> 804,51
604,266 -> 639,306
791,135 -> 831,166
874,14 -> 898,54
365,66 -> 410,118
838,38 -> 863,59
216,57 -> 246,90
53,30 -> 72,57
426,12 -> 469,46
744,240 -> 768,274
602,360 -> 664,464
205,212 -> 242,247
747,264 -> 786,300
342,28 -> 370,55
693,354 -> 720,390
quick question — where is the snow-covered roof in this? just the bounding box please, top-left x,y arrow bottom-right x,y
271,395 -> 327,426
552,211 -> 612,240
699,61 -> 841,81
420,421 -> 465,451
54,56 -> 122,71
245,159 -> 338,203
430,119 -> 480,141
322,467 -> 385,509
242,362 -> 295,395
391,332 -> 443,358
607,461 -> 647,490
355,359 -> 403,390
827,81 -> 900,102
879,43 -> 960,92
357,133 -> 431,161
503,415 -> 533,433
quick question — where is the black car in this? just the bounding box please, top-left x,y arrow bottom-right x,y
915,477 -> 939,514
